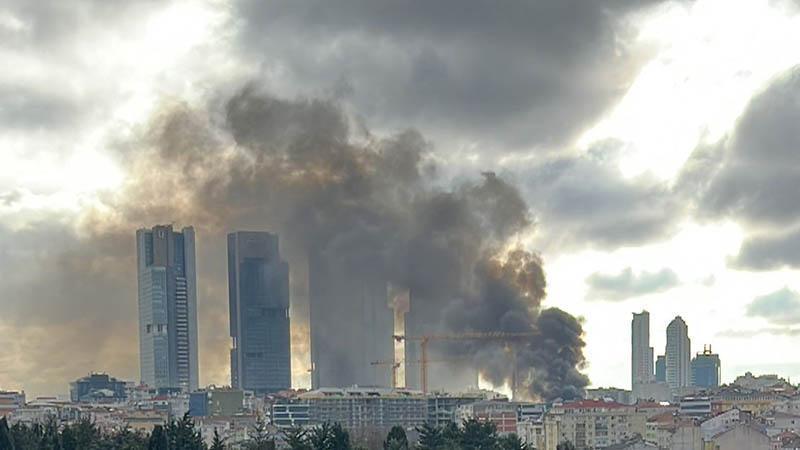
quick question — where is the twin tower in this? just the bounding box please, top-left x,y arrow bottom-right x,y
136,226 -> 291,393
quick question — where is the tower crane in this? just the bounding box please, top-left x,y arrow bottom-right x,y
370,357 -> 470,389
392,332 -> 536,396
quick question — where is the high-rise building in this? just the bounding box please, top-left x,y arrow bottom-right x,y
666,316 -> 691,390
309,254 -> 394,388
655,355 -> 667,383
691,345 -> 721,389
228,231 -> 291,393
136,225 -> 199,391
631,311 -> 654,389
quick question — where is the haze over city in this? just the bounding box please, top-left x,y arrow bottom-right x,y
3,0 -> 800,408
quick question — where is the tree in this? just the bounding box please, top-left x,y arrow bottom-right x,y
308,423 -> 350,450
0,417 -> 15,450
245,414 -> 275,450
556,441 -> 576,450
440,422 -> 461,449
166,412 -> 205,450
38,416 -> 62,450
383,426 -> 408,450
10,423 -> 40,450
497,434 -> 529,450
209,428 -> 226,450
415,423 -> 444,450
281,426 -> 310,450
148,425 -> 169,450
460,418 -> 497,450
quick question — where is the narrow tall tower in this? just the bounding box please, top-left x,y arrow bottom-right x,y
666,316 -> 691,390
136,225 -> 199,391
228,231 -> 291,393
631,311 -> 654,390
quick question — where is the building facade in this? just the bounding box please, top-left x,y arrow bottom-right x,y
228,231 -> 291,393
692,346 -> 721,389
309,254 -> 394,388
543,400 -> 648,450
632,312 -> 655,390
273,387 -> 427,430
136,225 -> 199,391
655,356 -> 667,383
70,373 -> 128,403
666,316 -> 691,390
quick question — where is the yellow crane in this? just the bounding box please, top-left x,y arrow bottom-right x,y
370,357 -> 470,389
392,332 -> 536,395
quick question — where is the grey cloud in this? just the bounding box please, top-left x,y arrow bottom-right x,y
746,287 -> 800,325
700,67 -> 800,227
0,85 -> 82,130
521,142 -> 682,250
586,267 -> 679,301
232,0 -> 675,150
689,66 -> 800,269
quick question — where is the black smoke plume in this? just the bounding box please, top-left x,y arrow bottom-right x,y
93,84 -> 588,400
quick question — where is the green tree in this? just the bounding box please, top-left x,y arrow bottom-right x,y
38,416 -> 62,450
497,434 -> 528,450
281,426 -> 310,450
383,426 -> 408,450
166,413 -> 205,450
245,414 -> 275,450
10,423 -> 40,450
308,423 -> 350,450
460,418 -> 497,450
414,423 -> 444,450
209,428 -> 226,450
60,425 -> 78,450
439,422 -> 460,449
106,427 -> 148,450
148,425 -> 169,450
0,417 -> 15,450
556,441 -> 575,450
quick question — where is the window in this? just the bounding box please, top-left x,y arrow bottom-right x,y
146,324 -> 152,333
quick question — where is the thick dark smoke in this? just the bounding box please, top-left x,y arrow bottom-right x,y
91,84 -> 588,400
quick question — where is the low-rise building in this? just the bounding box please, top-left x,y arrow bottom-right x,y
543,400 -> 648,450
273,387 -> 426,431
703,423 -> 771,450
456,400 -> 518,434
70,373 -> 128,403
0,390 -> 25,417
679,397 -> 712,418
587,388 -> 634,405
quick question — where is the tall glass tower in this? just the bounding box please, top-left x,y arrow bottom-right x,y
666,316 -> 691,389
631,311 -> 654,389
228,231 -> 291,393
136,225 -> 199,392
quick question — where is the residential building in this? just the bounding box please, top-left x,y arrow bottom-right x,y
680,397 -> 712,418
632,311 -> 655,390
273,387 -> 427,430
543,400 -> 648,450
700,409 -> 745,440
666,316 -> 691,390
69,373 -> 128,403
426,390 -> 504,426
0,391 -> 25,417
691,346 -> 721,389
189,388 -> 244,417
703,423 -> 771,450
733,372 -> 791,392
587,387 -> 633,405
456,400 -> 518,434
228,231 -> 291,393
136,225 -> 199,391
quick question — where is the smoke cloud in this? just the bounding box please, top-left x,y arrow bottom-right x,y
15,84 -> 589,400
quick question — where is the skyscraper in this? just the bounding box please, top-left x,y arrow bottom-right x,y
228,231 -> 291,393
631,311 -> 654,389
136,225 -> 199,392
309,254 -> 394,388
691,345 -> 721,389
655,355 -> 667,383
666,316 -> 691,390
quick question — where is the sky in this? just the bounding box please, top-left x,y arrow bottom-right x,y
2,0 -> 800,398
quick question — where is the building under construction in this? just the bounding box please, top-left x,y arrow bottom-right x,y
309,255 -> 394,388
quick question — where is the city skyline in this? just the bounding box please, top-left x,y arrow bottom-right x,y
4,0 -> 800,399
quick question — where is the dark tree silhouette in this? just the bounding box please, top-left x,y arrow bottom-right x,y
0,417 -> 15,450
383,426 -> 408,450
209,428 -> 226,450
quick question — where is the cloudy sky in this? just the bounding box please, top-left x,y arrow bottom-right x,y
3,0 -> 800,398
